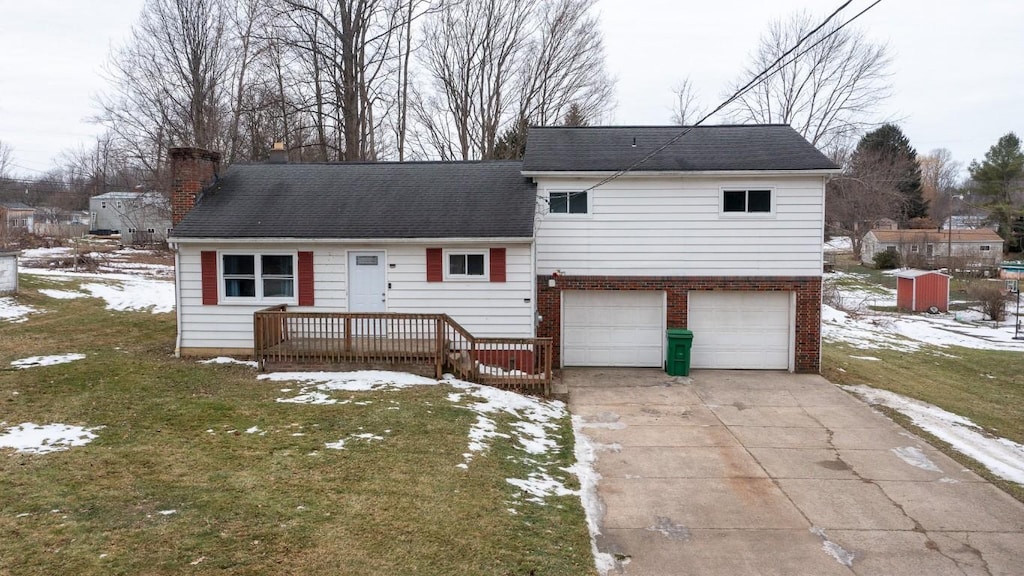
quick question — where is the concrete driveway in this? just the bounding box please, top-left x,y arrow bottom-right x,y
566,368 -> 1024,576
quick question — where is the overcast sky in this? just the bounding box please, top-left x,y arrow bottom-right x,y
1,0 -> 1021,178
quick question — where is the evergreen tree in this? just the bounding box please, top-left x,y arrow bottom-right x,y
492,118 -> 528,160
852,124 -> 928,222
969,133 -> 1024,251
562,102 -> 588,127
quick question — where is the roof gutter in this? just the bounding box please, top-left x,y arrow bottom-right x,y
522,169 -> 842,178
168,236 -> 535,245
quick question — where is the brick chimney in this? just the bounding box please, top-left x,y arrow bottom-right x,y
170,147 -> 221,227
268,141 -> 288,164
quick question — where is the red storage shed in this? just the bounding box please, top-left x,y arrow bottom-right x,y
896,270 -> 951,313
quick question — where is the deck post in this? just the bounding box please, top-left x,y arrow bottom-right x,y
344,317 -> 352,352
434,317 -> 443,379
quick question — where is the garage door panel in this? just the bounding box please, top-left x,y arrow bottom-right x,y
562,291 -> 664,367
688,291 -> 792,370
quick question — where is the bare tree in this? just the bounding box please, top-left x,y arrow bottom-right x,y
96,0 -> 235,187
827,147 -> 915,259
0,140 -> 13,179
669,77 -> 704,125
919,148 -> 962,226
418,0 -> 612,160
725,10 -> 892,153
517,0 -> 613,127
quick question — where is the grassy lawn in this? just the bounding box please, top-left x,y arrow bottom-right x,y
1,274 -> 595,575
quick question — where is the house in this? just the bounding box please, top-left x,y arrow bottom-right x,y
861,229 -> 1004,269
89,191 -> 172,245
524,125 -> 837,372
169,124 -> 838,373
0,201 -> 36,233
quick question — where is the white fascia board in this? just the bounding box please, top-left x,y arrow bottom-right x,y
523,169 -> 842,179
169,236 -> 534,246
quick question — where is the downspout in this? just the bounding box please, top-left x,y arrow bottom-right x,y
531,238 -> 538,339
172,243 -> 183,357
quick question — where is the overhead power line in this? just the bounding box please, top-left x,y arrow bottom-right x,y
574,0 -> 883,196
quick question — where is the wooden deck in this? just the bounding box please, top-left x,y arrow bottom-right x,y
253,307 -> 553,394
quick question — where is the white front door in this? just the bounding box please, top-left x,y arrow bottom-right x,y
348,251 -> 386,312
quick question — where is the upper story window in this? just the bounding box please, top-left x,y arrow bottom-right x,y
980,245 -> 991,251
100,201 -> 107,209
222,253 -> 295,301
722,189 -> 772,214
549,191 -> 588,214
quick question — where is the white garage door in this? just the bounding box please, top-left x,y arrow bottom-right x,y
688,291 -> 792,370
562,291 -> 665,367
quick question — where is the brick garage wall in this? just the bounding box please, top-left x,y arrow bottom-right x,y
537,275 -> 822,373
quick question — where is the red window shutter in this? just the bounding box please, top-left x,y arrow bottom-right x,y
426,248 -> 443,282
298,251 -> 314,306
201,250 -> 218,305
490,247 -> 506,282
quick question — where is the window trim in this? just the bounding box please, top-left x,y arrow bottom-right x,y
443,249 -> 489,281
218,251 -> 298,304
546,189 -> 591,217
719,187 -> 775,217
979,245 -> 991,251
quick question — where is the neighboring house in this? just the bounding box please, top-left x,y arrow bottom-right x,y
169,125 -> 838,373
0,201 -> 36,233
90,191 -> 172,244
861,229 -> 1004,268
31,208 -> 90,238
872,218 -> 898,230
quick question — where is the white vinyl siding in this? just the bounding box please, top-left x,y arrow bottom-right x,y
177,242 -> 533,351
535,176 -> 826,276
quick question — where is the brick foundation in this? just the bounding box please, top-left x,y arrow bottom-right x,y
537,275 -> 822,373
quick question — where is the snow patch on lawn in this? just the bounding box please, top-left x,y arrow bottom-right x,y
21,268 -> 174,314
0,297 -> 36,323
325,432 -> 386,450
10,353 -> 86,369
845,385 -> 1024,484
0,422 -> 101,454
567,416 -> 617,575
264,370 -> 580,510
200,357 -> 258,368
823,271 -> 1024,352
263,370 -> 437,401
38,289 -> 86,300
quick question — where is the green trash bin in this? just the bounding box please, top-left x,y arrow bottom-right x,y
665,329 -> 694,376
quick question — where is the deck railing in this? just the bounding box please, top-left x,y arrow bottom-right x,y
253,306 -> 553,394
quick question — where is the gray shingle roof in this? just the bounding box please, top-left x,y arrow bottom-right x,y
522,125 -> 838,172
170,161 -> 536,239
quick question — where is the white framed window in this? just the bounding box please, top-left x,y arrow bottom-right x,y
220,253 -> 296,302
548,190 -> 589,215
147,228 -> 155,234
911,245 -> 919,253
980,245 -> 991,251
100,201 -> 107,209
116,201 -> 123,209
445,250 -> 487,280
128,228 -> 137,233
721,189 -> 774,215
